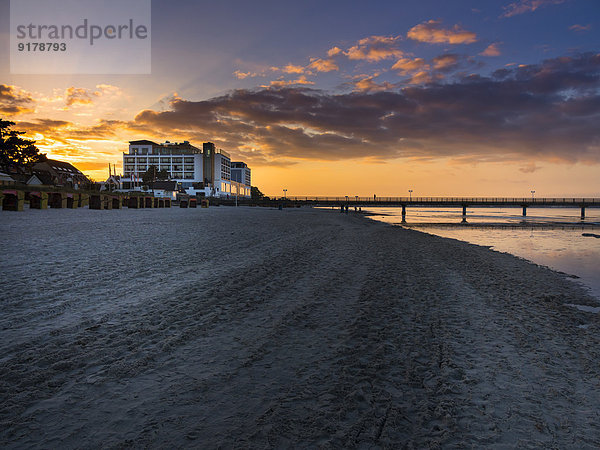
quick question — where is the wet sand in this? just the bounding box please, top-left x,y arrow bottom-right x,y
1,206 -> 600,448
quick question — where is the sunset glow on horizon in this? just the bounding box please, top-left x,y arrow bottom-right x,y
1,0 -> 599,197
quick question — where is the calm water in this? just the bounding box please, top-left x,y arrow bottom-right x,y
364,207 -> 600,300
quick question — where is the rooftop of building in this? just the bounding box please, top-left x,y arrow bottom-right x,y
129,139 -> 159,146
34,159 -> 84,175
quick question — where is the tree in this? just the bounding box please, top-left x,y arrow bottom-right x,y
251,186 -> 266,201
157,168 -> 169,180
0,118 -> 46,172
142,165 -> 170,185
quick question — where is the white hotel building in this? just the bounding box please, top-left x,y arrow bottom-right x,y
122,140 -> 251,198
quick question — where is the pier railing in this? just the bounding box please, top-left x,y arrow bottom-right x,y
277,197 -> 600,206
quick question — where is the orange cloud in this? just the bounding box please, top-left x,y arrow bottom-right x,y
327,46 -> 342,57
64,87 -> 94,107
308,58 -> 339,72
501,0 -> 566,18
345,35 -> 404,62
407,20 -> 477,45
408,71 -> 437,85
432,54 -> 460,70
354,75 -> 395,92
392,57 -> 428,75
480,43 -> 502,56
0,84 -> 36,116
283,64 -> 305,74
266,76 -> 315,87
234,70 -> 252,79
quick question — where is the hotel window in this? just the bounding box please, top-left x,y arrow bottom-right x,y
172,172 -> 183,178
184,173 -> 194,179
184,164 -> 194,171
172,157 -> 183,163
131,147 -> 138,154
141,148 -> 148,155
124,156 -> 135,163
137,157 -> 147,163
184,157 -> 194,163
149,157 -> 159,164
160,158 -> 171,164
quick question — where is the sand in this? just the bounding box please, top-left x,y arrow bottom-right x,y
1,206 -> 599,448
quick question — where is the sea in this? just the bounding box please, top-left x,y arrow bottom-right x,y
363,206 -> 600,301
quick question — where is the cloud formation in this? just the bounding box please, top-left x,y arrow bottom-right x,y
501,0 -> 566,18
308,58 -> 339,72
129,53 -> 600,166
569,24 -> 591,32
392,57 -> 428,75
0,84 -> 36,116
344,35 -> 404,61
407,20 -> 477,44
480,43 -> 502,56
65,87 -> 95,107
63,84 -> 123,109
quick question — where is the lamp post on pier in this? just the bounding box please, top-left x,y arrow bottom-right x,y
531,190 -> 535,200
408,189 -> 413,201
283,188 -> 287,200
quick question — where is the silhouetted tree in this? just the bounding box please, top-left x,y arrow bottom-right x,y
142,165 -> 169,184
251,186 -> 266,201
0,118 -> 46,172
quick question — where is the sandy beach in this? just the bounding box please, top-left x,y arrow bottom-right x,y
1,206 -> 600,448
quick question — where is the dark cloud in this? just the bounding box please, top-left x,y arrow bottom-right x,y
0,84 -> 35,116
129,53 -> 600,165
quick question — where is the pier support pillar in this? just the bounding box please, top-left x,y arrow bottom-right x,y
401,205 -> 406,222
462,205 -> 467,216
522,206 -> 527,217
581,206 -> 585,220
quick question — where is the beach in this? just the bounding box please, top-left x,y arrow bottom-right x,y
1,206 -> 600,448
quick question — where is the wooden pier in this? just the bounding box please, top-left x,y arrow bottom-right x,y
279,196 -> 600,220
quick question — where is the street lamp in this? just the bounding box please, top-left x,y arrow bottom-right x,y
283,188 -> 287,200
531,190 -> 535,200
408,189 -> 413,201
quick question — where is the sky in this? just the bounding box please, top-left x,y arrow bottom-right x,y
0,0 -> 599,197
